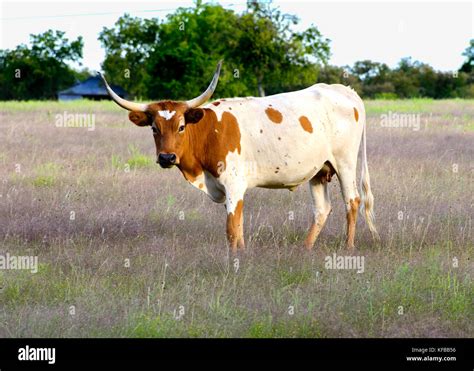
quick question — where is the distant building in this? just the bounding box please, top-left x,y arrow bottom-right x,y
58,76 -> 128,101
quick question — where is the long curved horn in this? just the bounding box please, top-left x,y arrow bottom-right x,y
98,72 -> 148,112
186,60 -> 223,108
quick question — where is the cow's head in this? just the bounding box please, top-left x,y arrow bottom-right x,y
99,61 -> 222,168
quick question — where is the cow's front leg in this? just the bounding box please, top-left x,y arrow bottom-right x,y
225,186 -> 246,253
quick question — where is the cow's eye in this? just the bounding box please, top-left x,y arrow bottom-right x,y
178,125 -> 185,133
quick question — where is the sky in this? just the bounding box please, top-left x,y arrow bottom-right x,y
0,0 -> 472,72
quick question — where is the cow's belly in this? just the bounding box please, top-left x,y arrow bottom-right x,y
243,129 -> 333,189
249,157 -> 327,189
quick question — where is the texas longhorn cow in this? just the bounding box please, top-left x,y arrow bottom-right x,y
99,60 -> 378,253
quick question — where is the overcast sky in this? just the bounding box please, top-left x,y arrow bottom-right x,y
0,0 -> 472,72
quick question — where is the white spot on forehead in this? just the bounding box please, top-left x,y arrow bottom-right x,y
158,110 -> 176,120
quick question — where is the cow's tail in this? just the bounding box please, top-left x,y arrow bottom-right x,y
360,114 -> 380,240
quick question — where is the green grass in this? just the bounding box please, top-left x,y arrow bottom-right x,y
247,316 -> 323,338
365,98 -> 473,114
278,268 -> 312,287
111,144 -> 154,170
32,162 -> 62,187
0,263 -> 90,306
0,238 -> 471,337
0,99 -> 142,112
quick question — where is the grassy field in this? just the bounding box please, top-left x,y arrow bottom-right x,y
0,99 -> 472,337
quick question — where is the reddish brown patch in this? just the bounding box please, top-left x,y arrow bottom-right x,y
299,116 -> 313,133
198,183 -> 204,189
226,200 -> 244,252
265,107 -> 283,124
147,101 -> 187,115
179,109 -> 241,180
128,111 -> 150,126
304,211 -> 330,250
353,107 -> 359,122
212,101 -> 221,106
346,197 -> 360,249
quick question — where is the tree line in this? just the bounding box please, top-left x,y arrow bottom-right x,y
0,1 -> 473,101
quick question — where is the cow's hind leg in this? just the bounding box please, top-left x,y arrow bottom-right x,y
337,165 -> 360,250
304,172 -> 332,250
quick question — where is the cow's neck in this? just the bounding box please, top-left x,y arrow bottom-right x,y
177,108 -> 241,184
177,112 -> 215,182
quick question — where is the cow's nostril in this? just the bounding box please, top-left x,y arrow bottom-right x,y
158,153 -> 177,167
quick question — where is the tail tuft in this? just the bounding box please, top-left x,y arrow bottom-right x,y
360,176 -> 379,240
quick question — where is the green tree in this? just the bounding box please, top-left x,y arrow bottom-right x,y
389,58 -> 422,98
458,39 -> 474,97
0,30 -> 83,100
98,14 -> 160,99
99,1 -> 331,100
145,3 -> 243,100
350,60 -> 394,98
460,39 -> 473,73
232,1 -> 330,96
315,65 -> 362,95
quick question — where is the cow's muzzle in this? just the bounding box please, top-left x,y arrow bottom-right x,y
157,153 -> 177,168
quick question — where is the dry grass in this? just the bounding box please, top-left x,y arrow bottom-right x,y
0,99 -> 472,337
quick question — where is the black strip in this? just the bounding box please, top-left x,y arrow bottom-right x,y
0,338 -> 471,369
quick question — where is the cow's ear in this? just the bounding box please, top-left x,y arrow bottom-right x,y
184,108 -> 204,124
129,111 -> 151,126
